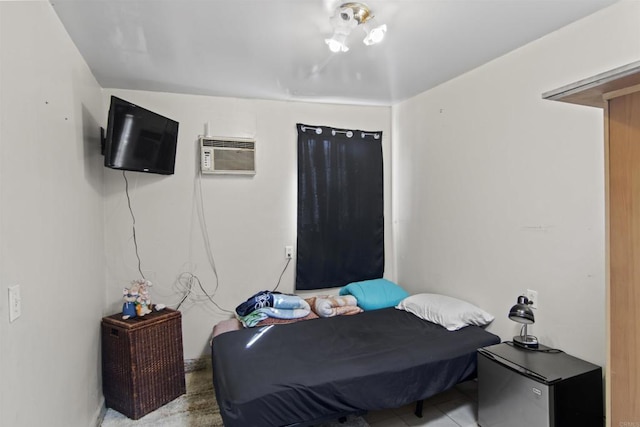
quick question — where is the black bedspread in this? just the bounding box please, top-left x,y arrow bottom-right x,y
212,307 -> 500,427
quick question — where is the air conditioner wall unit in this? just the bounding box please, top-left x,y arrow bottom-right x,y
200,136 -> 256,175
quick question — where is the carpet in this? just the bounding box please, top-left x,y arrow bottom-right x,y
100,362 -> 370,427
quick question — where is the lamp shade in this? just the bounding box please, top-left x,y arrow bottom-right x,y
508,295 -> 534,324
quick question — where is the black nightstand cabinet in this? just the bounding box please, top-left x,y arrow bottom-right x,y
478,343 -> 603,427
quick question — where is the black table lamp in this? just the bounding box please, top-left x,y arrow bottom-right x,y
508,295 -> 539,349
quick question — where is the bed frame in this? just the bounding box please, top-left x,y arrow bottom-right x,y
211,307 -> 499,427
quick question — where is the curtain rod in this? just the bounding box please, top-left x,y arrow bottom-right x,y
300,125 -> 381,140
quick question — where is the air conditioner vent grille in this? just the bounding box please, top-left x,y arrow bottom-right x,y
200,136 -> 256,175
202,139 -> 255,150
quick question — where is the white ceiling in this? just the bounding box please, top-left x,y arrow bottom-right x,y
50,0 -> 618,106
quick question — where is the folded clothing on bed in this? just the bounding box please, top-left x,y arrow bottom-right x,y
236,290 -> 282,316
254,309 -> 319,327
236,291 -> 311,327
311,295 -> 363,317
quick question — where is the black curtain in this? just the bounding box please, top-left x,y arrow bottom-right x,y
296,123 -> 384,290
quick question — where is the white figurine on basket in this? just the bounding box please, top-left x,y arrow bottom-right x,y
122,279 -> 153,319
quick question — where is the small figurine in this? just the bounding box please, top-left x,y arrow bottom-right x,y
122,287 -> 139,320
122,279 -> 153,319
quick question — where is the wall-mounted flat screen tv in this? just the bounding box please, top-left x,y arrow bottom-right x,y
104,96 -> 179,175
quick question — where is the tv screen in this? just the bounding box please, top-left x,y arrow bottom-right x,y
104,96 -> 179,175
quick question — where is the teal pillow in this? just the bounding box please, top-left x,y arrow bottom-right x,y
339,278 -> 409,311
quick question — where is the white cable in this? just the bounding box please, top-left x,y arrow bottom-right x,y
196,168 -> 220,293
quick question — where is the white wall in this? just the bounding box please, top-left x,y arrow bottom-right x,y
102,89 -> 392,359
0,1 -> 106,426
392,0 -> 640,367
2,1 -> 634,423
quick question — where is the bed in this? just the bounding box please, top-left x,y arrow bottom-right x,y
211,305 -> 500,427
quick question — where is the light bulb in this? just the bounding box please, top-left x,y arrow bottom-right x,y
325,32 -> 349,53
363,24 -> 387,46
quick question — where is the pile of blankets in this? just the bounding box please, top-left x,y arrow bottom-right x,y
308,295 -> 362,317
236,291 -> 311,327
235,291 -> 362,327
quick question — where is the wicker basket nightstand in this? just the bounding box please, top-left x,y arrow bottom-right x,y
101,307 -> 186,419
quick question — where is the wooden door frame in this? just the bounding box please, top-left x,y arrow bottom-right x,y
544,60 -> 640,427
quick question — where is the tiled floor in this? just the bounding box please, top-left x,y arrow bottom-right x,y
363,380 -> 479,427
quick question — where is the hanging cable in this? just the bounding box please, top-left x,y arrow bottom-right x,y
505,341 -> 563,354
174,272 -> 194,310
123,171 -> 146,280
174,271 -> 233,314
196,168 -> 220,294
173,167 -> 232,314
272,257 -> 292,292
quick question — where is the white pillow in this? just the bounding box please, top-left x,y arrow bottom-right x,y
396,293 -> 494,331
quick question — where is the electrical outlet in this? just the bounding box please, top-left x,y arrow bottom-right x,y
8,285 -> 21,322
285,246 -> 294,259
526,289 -> 538,309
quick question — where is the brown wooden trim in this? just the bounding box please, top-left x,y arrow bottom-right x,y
543,61 -> 640,108
603,83 -> 640,101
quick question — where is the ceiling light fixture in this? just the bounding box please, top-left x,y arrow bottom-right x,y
325,2 -> 387,53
